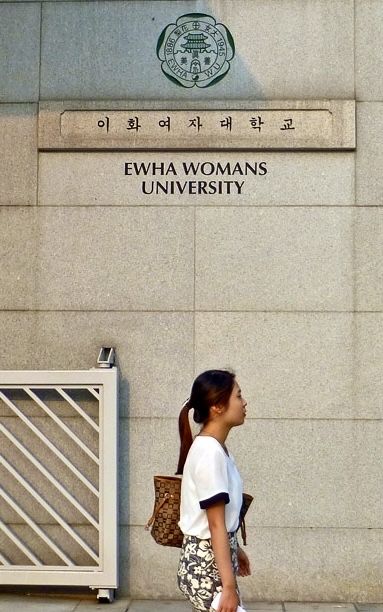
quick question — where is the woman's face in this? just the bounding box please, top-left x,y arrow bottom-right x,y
222,380 -> 247,427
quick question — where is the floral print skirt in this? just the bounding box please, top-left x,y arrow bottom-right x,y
177,532 -> 239,611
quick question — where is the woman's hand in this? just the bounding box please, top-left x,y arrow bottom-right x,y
237,546 -> 251,577
217,585 -> 240,612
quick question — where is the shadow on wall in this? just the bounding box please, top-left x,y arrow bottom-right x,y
116,352 -> 131,595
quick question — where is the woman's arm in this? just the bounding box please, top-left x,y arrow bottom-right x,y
206,502 -> 239,612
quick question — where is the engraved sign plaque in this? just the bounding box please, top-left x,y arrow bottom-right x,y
38,100 -> 355,151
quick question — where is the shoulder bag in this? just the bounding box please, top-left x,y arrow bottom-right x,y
145,475 -> 253,548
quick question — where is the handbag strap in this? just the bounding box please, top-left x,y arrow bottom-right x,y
239,516 -> 247,546
145,493 -> 171,530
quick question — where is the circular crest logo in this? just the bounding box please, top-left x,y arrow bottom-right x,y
157,13 -> 235,88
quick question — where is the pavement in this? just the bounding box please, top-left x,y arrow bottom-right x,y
0,597 -> 382,612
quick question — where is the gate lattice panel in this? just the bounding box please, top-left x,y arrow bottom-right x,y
0,368 -> 117,594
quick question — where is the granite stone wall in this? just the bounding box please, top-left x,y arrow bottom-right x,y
0,0 -> 382,602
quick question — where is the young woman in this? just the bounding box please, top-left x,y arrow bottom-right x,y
177,369 -> 251,612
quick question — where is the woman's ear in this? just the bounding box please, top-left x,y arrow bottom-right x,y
210,404 -> 224,417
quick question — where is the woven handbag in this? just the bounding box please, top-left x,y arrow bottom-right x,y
145,475 -> 184,547
145,475 -> 253,548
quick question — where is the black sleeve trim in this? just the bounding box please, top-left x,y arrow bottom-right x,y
199,492 -> 230,509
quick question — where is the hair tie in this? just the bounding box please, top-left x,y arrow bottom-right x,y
182,398 -> 191,410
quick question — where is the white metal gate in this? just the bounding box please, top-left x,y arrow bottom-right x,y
0,363 -> 118,601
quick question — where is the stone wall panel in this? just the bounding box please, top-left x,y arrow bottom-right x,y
195,207 -> 353,311
356,0 -> 383,101
0,4 -> 40,102
230,420 -> 383,529
355,208 -> 383,310
354,314 -> 383,416
356,103 -> 383,206
0,207 -> 194,311
0,105 -> 38,206
40,0 -> 354,100
195,312 -> 353,419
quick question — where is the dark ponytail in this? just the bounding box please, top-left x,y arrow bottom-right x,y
176,369 -> 235,475
176,399 -> 193,475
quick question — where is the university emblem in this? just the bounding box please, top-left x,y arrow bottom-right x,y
157,13 -> 235,88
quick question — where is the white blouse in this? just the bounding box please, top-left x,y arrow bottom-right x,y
179,436 -> 243,540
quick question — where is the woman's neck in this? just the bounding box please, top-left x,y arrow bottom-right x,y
199,423 -> 230,446
198,428 -> 230,456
